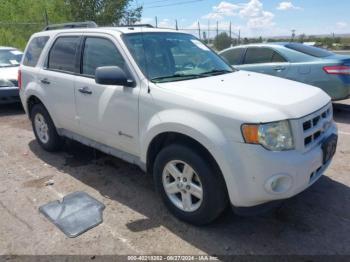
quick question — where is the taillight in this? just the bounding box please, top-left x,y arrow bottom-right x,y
323,65 -> 350,75
18,69 -> 22,90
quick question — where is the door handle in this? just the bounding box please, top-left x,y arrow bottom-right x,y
273,66 -> 286,72
41,78 -> 50,85
78,87 -> 92,95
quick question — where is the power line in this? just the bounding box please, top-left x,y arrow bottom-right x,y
142,0 -> 182,5
143,0 -> 205,9
0,22 -> 43,25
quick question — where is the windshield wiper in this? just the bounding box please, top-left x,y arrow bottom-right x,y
151,73 -> 202,82
151,70 -> 233,83
199,69 -> 232,76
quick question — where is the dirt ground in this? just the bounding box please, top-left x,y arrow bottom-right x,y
0,100 -> 349,258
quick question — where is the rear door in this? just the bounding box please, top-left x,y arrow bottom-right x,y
74,34 -> 139,155
40,35 -> 81,133
238,47 -> 290,78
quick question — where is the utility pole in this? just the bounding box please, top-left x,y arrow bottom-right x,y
198,21 -> 201,39
216,21 -> 219,37
208,20 -> 210,44
44,8 -> 49,26
155,16 -> 158,28
229,21 -> 232,45
238,29 -> 241,44
291,29 -> 296,42
175,20 -> 178,30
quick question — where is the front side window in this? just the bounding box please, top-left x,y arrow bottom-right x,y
23,36 -> 49,67
220,48 -> 244,65
82,37 -> 126,76
0,49 -> 23,68
48,36 -> 80,73
123,32 -> 233,83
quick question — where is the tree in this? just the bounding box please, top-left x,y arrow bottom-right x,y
0,0 -> 70,49
213,32 -> 232,51
64,0 -> 142,26
0,0 -> 142,49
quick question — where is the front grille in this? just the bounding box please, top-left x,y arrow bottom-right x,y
300,104 -> 332,149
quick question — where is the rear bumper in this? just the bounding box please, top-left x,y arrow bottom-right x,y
0,87 -> 20,104
323,83 -> 350,101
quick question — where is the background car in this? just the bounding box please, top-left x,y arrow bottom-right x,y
0,46 -> 23,104
219,43 -> 350,101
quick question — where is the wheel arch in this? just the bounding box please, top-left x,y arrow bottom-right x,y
27,95 -> 45,117
25,94 -> 59,128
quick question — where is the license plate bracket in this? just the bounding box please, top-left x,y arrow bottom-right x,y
322,134 -> 338,164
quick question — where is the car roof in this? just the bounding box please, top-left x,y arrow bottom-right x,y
229,42 -> 290,49
30,26 -> 184,38
0,46 -> 17,50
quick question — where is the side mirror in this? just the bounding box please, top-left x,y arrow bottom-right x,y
95,66 -> 134,87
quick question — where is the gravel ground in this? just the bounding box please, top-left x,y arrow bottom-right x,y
0,100 -> 349,258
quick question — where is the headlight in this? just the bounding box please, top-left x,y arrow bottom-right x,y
242,120 -> 294,151
0,78 -> 14,87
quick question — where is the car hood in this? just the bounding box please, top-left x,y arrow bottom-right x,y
0,66 -> 18,80
155,70 -> 331,122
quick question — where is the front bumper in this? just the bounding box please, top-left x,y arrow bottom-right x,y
0,86 -> 20,104
224,123 -> 337,208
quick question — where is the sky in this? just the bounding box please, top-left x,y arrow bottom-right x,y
132,0 -> 350,38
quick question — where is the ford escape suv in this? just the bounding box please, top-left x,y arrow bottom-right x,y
19,23 -> 338,225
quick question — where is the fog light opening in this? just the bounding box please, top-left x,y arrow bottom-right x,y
265,175 -> 292,194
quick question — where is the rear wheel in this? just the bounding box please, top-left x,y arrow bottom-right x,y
153,144 -> 228,225
31,104 -> 62,152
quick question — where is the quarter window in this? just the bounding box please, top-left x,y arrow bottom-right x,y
23,36 -> 49,67
82,37 -> 126,76
48,36 -> 80,73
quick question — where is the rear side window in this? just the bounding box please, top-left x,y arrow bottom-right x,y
220,48 -> 244,65
23,36 -> 49,67
48,36 -> 80,73
243,47 -> 286,64
82,37 -> 126,76
285,43 -> 332,58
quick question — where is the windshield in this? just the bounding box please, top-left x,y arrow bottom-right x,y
285,43 -> 333,58
0,49 -> 23,67
123,32 -> 233,83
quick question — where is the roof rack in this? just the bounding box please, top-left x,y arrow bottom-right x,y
118,24 -> 154,28
43,21 -> 98,31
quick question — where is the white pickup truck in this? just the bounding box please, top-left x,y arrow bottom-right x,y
19,23 -> 337,225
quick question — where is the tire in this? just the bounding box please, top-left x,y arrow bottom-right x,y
30,103 -> 62,152
153,144 -> 228,225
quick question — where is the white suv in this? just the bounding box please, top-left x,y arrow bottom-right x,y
19,23 -> 338,224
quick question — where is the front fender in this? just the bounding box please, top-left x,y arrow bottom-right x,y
140,109 -> 226,162
140,109 -> 242,204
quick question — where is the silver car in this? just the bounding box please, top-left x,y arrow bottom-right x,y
0,47 -> 23,104
219,43 -> 350,101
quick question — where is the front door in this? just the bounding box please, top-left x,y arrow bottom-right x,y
75,34 -> 139,156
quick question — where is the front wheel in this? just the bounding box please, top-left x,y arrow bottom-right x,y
153,144 -> 228,225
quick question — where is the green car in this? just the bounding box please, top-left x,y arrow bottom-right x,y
219,43 -> 350,101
